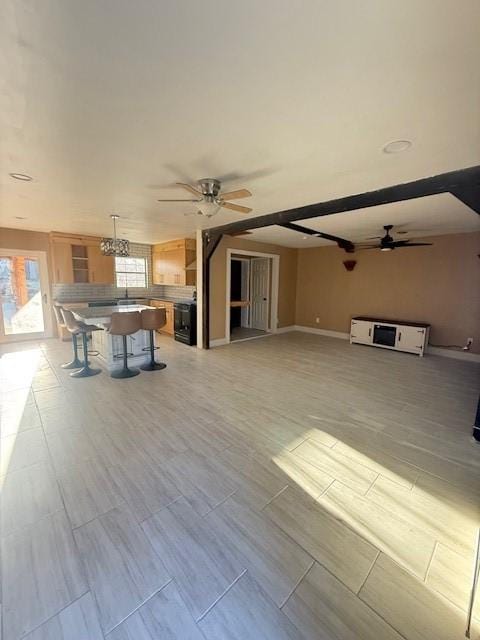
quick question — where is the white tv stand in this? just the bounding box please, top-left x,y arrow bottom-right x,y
350,317 -> 430,357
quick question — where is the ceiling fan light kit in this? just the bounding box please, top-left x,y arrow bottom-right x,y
157,178 -> 253,218
100,214 -> 130,257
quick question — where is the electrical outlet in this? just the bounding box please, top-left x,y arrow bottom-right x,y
315,317 -> 320,324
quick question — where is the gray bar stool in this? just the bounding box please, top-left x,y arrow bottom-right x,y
109,311 -> 142,379
61,308 -> 103,378
140,308 -> 167,371
53,304 -> 83,369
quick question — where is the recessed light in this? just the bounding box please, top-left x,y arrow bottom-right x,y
382,140 -> 412,154
9,173 -> 33,181
302,236 -> 308,240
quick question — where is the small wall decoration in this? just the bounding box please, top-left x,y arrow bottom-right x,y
343,260 -> 357,271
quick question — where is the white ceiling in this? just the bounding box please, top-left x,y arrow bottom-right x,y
1,1 -> 480,245
247,193 -> 480,247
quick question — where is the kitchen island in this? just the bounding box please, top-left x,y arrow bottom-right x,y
72,304 -> 156,372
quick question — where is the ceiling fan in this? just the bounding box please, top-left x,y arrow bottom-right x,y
157,178 -> 252,217
357,225 -> 433,251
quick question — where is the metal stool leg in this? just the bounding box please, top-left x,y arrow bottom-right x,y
70,332 -> 101,378
111,335 -> 140,379
140,329 -> 167,371
61,334 -> 84,369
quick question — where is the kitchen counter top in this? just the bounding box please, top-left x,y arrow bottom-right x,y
56,297 -> 149,304
148,297 -> 196,304
72,304 -> 153,323
56,296 -> 196,305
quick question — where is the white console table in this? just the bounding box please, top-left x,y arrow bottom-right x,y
350,317 -> 430,357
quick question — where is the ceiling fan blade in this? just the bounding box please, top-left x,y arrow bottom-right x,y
220,188 -> 252,200
157,198 -> 202,202
220,202 -> 252,214
176,182 -> 203,197
391,241 -> 433,247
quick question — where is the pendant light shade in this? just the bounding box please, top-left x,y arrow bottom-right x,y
100,215 -> 130,256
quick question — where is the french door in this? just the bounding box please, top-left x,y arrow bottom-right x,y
0,249 -> 53,343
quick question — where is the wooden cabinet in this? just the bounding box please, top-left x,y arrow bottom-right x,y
51,242 -> 74,284
87,245 -> 115,284
50,232 -> 115,284
152,238 -> 196,286
149,300 -> 174,336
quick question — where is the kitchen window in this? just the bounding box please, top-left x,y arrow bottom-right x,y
115,257 -> 147,288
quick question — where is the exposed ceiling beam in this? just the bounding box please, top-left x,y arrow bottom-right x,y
450,185 -> 480,215
279,222 -> 355,253
206,165 -> 480,238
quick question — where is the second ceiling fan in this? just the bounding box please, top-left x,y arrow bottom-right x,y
357,225 -> 433,251
158,178 -> 252,217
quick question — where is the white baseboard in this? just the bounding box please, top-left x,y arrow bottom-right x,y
426,345 -> 480,363
293,325 -> 350,340
275,325 -> 296,334
212,325 -> 480,362
210,337 -> 229,348
279,325 -> 480,362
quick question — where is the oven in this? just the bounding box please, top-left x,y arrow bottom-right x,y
174,302 -> 197,346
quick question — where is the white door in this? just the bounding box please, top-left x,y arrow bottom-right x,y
250,258 -> 270,331
0,249 -> 53,343
396,326 -> 425,354
350,319 -> 373,344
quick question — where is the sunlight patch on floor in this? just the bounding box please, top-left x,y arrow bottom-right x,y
0,348 -> 42,477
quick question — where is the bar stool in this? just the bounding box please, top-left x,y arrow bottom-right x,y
53,304 -> 83,369
109,311 -> 142,379
140,308 -> 167,372
61,308 -> 103,378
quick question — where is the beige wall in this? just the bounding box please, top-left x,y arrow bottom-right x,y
295,231 -> 480,353
209,236 -> 298,341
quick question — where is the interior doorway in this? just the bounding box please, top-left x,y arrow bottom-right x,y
225,249 -> 279,344
0,249 -> 53,343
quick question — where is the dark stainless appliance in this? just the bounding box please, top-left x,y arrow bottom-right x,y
174,302 -> 197,346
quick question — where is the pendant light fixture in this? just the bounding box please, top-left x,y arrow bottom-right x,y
100,214 -> 130,256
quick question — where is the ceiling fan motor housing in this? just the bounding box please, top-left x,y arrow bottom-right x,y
198,178 -> 221,201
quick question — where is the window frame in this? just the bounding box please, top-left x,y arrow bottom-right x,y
114,256 -> 148,288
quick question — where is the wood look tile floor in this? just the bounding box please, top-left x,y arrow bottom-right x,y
1,332 -> 479,639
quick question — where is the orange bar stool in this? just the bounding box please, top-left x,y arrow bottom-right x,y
53,304 -> 83,369
140,308 -> 167,371
61,308 -> 103,378
109,311 -> 142,379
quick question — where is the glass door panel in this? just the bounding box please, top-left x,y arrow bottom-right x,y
0,254 -> 49,340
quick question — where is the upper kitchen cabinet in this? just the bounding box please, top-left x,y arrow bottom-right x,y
87,245 -> 115,284
152,238 -> 196,286
50,232 -> 115,284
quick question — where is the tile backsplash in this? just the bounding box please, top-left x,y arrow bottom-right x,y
53,283 -> 196,302
52,241 -> 196,302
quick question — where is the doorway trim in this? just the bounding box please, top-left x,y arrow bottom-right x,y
225,248 -> 280,345
0,248 -> 53,343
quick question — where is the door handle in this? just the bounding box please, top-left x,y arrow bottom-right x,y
398,331 -> 402,341
43,293 -> 48,304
